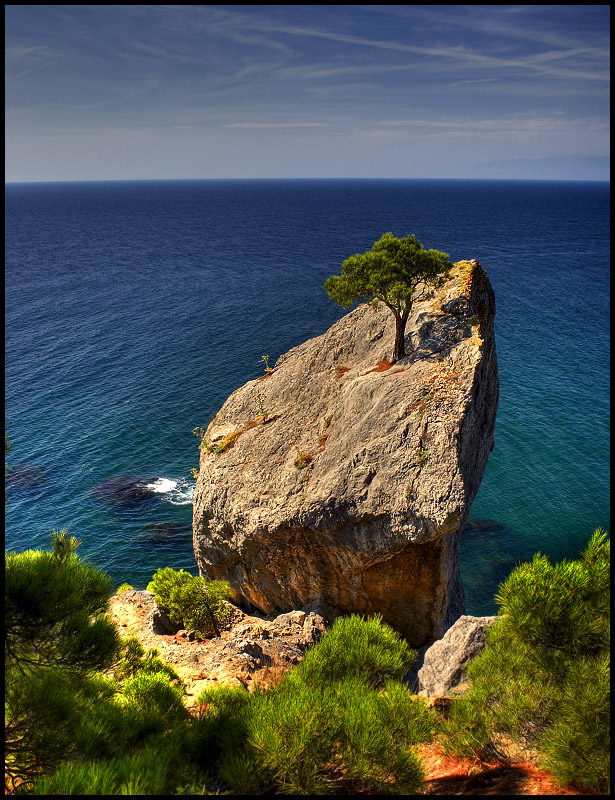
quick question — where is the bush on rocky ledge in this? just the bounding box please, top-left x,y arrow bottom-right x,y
147,566 -> 231,638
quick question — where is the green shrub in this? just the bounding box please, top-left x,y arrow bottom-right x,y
6,535 -> 217,795
222,675 -> 434,795
147,566 -> 231,637
34,738 -> 204,796
210,615 -> 434,795
5,532 -> 121,790
122,671 -> 188,726
291,613 -> 416,687
114,636 -> 179,682
115,583 -> 133,594
442,529 -> 610,794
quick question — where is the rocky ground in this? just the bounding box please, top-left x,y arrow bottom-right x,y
108,589 -> 326,707
108,591 -> 588,796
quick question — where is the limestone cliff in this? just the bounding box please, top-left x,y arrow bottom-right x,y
192,260 -> 498,646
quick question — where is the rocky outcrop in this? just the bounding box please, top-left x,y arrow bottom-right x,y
417,614 -> 497,697
192,260 -> 498,646
108,590 -> 326,706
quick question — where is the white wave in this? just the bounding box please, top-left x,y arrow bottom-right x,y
146,478 -> 177,494
147,477 -> 195,505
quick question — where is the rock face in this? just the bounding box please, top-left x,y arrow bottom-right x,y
192,260 -> 498,646
417,614 -> 498,697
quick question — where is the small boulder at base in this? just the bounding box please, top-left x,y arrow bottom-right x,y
417,614 -> 498,697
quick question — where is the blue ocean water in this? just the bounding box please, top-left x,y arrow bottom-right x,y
5,179 -> 610,615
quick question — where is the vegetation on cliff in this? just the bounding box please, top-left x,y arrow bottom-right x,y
147,567 -> 231,638
4,530 -> 609,794
324,232 -> 452,361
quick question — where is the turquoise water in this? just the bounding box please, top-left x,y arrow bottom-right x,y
5,179 -> 610,615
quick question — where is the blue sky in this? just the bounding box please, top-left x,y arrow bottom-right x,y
5,4 -> 610,182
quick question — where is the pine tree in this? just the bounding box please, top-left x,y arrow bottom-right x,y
442,529 -> 610,794
5,531 -> 121,790
325,233 -> 452,361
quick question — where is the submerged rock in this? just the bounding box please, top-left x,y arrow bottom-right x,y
92,475 -> 158,507
192,260 -> 498,646
138,522 -> 193,547
5,464 -> 50,493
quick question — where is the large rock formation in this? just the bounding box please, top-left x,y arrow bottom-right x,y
192,260 -> 498,646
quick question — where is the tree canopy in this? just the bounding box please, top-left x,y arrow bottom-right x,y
325,233 -> 452,361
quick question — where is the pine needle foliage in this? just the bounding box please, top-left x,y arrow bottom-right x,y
5,534 -> 214,795
5,530 -> 119,676
289,612 -> 416,687
442,529 -> 610,794
5,531 -> 121,790
204,614 -> 437,795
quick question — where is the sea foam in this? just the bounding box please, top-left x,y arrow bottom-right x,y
146,477 -> 195,505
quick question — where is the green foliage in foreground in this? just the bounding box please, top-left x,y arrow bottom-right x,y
6,530 -> 609,794
5,532 -> 121,789
441,528 -> 610,794
147,566 -> 231,637
199,614 -> 437,795
5,535 -> 211,795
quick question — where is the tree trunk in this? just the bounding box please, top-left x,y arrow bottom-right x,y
392,313 -> 409,362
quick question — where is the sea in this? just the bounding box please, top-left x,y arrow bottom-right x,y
5,179 -> 610,616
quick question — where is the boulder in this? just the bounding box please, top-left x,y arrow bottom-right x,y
417,614 -> 498,696
193,609 -> 327,688
152,606 -> 180,635
92,475 -> 158,507
192,260 -> 498,646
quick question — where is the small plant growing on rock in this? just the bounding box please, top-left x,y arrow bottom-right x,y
261,355 -> 274,374
295,451 -> 313,469
211,428 -> 242,454
192,426 -> 211,452
147,567 -> 231,638
416,448 -> 431,470
115,583 -> 134,595
254,389 -> 268,422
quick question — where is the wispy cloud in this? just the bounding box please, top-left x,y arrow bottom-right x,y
4,5 -> 610,181
220,122 -> 327,129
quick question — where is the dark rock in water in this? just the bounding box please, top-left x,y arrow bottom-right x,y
5,464 -> 50,493
92,475 -> 158,506
461,518 -> 507,536
138,522 -> 193,547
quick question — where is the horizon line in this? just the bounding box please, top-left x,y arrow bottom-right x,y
5,176 -> 610,186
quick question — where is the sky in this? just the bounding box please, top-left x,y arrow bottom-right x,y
5,4 -> 610,182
